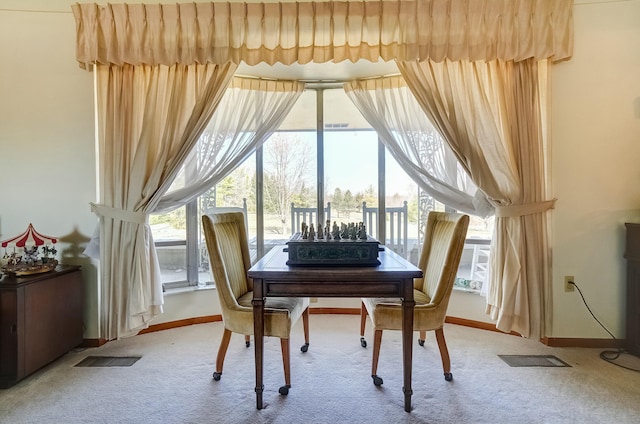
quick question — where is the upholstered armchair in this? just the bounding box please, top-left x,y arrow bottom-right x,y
202,212 -> 310,395
360,211 -> 469,385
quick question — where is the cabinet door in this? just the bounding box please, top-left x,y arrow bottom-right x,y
0,289 -> 20,383
627,263 -> 640,357
626,223 -> 640,357
24,271 -> 83,375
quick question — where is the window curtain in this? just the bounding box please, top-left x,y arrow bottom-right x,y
397,58 -> 553,338
73,1 -> 573,341
155,78 -> 305,213
92,62 -> 237,339
343,76 -> 492,218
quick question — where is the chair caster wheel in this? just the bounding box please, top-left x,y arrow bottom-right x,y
300,343 -> 309,353
246,341 -> 251,348
279,385 -> 291,395
444,372 -> 453,382
213,372 -> 222,381
372,375 -> 383,386
418,339 -> 425,347
360,337 -> 367,348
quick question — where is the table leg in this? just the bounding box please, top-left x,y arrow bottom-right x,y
252,279 -> 265,410
402,278 -> 415,413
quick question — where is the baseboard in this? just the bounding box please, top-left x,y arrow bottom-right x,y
82,316 -> 223,346
446,317 -> 624,348
82,308 -> 623,349
137,315 -> 222,334
310,307 -> 361,315
541,336 -> 623,348
82,338 -> 108,348
444,316 -> 521,336
129,309 -> 502,337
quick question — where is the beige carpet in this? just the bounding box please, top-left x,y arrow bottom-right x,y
2,315 -> 640,424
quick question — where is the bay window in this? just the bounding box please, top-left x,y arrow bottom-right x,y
150,86 -> 492,291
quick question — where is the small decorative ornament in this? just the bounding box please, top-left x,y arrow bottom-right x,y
0,223 -> 58,276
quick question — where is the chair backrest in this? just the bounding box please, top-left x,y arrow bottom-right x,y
200,200 -> 251,272
290,202 -> 331,235
362,201 -> 409,257
202,212 -> 253,313
203,198 -> 249,231
416,211 -> 469,311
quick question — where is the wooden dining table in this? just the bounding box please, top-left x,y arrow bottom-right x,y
247,245 -> 423,412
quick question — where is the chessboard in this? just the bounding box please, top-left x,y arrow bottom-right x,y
285,232 -> 381,267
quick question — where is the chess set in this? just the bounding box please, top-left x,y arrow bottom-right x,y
285,220 -> 381,266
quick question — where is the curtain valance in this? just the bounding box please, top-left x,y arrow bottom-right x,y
72,0 -> 573,70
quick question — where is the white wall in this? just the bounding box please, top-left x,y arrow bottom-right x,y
2,0 -> 639,340
0,1 -> 99,336
551,0 -> 640,339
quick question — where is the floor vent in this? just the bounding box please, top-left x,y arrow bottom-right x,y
498,355 -> 570,367
75,356 -> 142,367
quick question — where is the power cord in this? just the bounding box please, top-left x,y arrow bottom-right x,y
570,280 -> 640,372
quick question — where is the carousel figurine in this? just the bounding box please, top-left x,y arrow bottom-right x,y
1,223 -> 58,276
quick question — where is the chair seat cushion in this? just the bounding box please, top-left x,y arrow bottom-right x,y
362,289 -> 446,331
235,292 -> 309,339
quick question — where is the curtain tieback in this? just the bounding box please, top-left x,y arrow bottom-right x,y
90,203 -> 147,225
494,199 -> 556,218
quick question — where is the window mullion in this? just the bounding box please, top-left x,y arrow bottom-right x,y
256,146 -> 265,259
316,88 -> 325,222
378,136 -> 386,244
186,199 -> 198,285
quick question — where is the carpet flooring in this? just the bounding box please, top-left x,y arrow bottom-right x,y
1,315 -> 640,424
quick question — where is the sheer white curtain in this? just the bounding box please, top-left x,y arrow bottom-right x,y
92,62 -> 237,340
155,78 -> 305,213
343,76 -> 492,218
397,59 -> 554,338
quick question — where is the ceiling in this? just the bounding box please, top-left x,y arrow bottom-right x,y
234,58 -> 401,131
236,59 -> 400,83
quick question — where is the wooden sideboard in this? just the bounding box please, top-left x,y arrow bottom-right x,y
0,265 -> 84,388
624,223 -> 640,357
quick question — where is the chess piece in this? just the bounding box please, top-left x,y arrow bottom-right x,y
358,221 -> 367,240
359,223 -> 368,240
332,221 -> 340,240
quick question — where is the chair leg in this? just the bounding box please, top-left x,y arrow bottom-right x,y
360,302 -> 368,348
435,328 -> 453,381
301,307 -> 310,352
213,328 -> 232,381
418,330 -> 427,347
279,338 -> 291,395
371,329 -> 384,386
244,334 -> 251,348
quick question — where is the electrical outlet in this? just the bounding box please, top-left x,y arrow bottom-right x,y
564,276 -> 575,292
